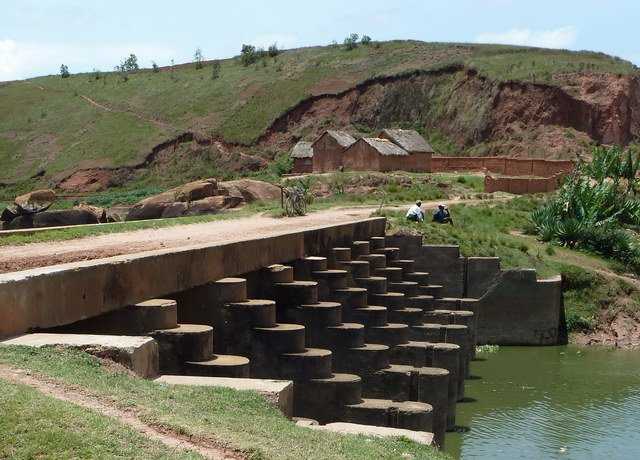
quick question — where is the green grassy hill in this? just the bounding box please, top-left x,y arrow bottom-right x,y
0,40 -> 636,190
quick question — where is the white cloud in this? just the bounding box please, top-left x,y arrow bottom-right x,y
0,39 -> 177,82
475,26 -> 578,49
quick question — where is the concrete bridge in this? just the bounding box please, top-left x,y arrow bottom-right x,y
0,217 -> 563,449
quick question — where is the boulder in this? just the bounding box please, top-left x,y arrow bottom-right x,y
160,202 -> 189,218
14,189 -> 56,214
138,179 -> 219,207
185,195 -> 243,215
126,202 -> 167,221
74,204 -> 107,223
219,179 -> 281,202
32,209 -> 99,228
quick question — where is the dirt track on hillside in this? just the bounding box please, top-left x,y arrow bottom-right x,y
0,199 -> 502,274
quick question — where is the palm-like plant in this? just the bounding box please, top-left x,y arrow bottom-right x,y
531,146 -> 640,271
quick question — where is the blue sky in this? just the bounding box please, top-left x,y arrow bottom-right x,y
1,0 -> 638,81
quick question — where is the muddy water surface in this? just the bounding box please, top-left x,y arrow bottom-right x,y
445,346 -> 640,459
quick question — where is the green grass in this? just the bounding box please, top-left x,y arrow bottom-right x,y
0,378 -> 201,459
0,346 -> 447,460
0,40 -> 635,186
384,196 -> 640,333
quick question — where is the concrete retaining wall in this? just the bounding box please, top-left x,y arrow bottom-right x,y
0,218 -> 386,339
385,234 -> 564,345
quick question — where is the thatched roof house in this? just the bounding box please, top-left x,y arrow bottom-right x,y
290,141 -> 314,173
343,137 -> 431,172
311,130 -> 357,172
379,129 -> 434,154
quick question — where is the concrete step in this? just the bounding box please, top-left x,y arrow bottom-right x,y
365,323 -> 410,347
354,276 -> 387,294
49,298 -> 178,336
323,323 -> 366,349
387,307 -> 424,326
338,260 -> 370,279
294,256 -> 328,279
330,287 -> 368,312
312,270 -> 349,291
155,375 -> 293,418
368,292 -> 405,310
264,264 -> 295,284
151,324 -> 213,374
293,373 -> 363,424
358,254 -> 387,269
329,247 -> 352,267
406,295 -> 435,311
389,259 -> 416,275
304,422 -> 433,446
374,267 -> 404,283
432,297 -> 461,310
405,271 -> 430,286
351,240 -> 370,258
184,354 -> 250,378
419,285 -> 444,298
352,306 -> 388,327
252,323 -> 307,354
298,302 -> 343,328
388,281 -> 419,298
369,236 -> 386,250
212,278 -> 248,302
361,364 -> 448,447
274,281 -> 318,308
279,348 -> 333,380
344,398 -> 433,433
372,247 -> 400,263
227,299 -> 277,328
2,333 -> 158,378
332,343 -> 390,375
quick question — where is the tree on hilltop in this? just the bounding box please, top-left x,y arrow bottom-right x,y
194,47 -> 204,70
240,44 -> 258,66
60,64 -> 70,78
343,33 -> 359,50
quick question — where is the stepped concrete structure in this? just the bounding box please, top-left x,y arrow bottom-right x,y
0,217 -> 564,449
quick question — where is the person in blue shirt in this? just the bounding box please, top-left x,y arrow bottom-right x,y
406,201 -> 424,222
433,204 -> 453,225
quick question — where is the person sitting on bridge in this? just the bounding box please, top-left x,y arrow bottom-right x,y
433,204 -> 453,225
406,200 -> 424,222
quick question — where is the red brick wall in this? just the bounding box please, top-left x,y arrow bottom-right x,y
485,174 -> 562,194
431,156 -> 574,176
312,135 -> 346,172
293,158 -> 313,174
343,141 -> 382,171
343,141 -> 432,172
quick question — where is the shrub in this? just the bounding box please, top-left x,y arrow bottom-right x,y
151,61 -> 160,73
194,47 -> 204,70
60,64 -> 70,78
240,44 -> 258,66
361,35 -> 372,45
343,33 -> 359,51
268,43 -> 280,57
268,152 -> 292,177
210,60 -> 221,79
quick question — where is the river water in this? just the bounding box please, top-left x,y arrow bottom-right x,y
445,346 -> 640,459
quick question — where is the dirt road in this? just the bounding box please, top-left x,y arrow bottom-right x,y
0,199 -> 501,273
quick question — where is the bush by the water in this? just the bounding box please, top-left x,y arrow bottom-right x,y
531,146 -> 640,272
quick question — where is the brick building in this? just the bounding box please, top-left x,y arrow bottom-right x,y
290,141 -> 314,173
343,137 -> 432,172
379,128 -> 433,172
311,130 -> 356,172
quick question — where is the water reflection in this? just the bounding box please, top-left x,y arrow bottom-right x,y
446,346 -> 640,459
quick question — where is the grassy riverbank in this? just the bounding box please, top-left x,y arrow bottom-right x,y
383,197 -> 640,336
0,346 -> 447,460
